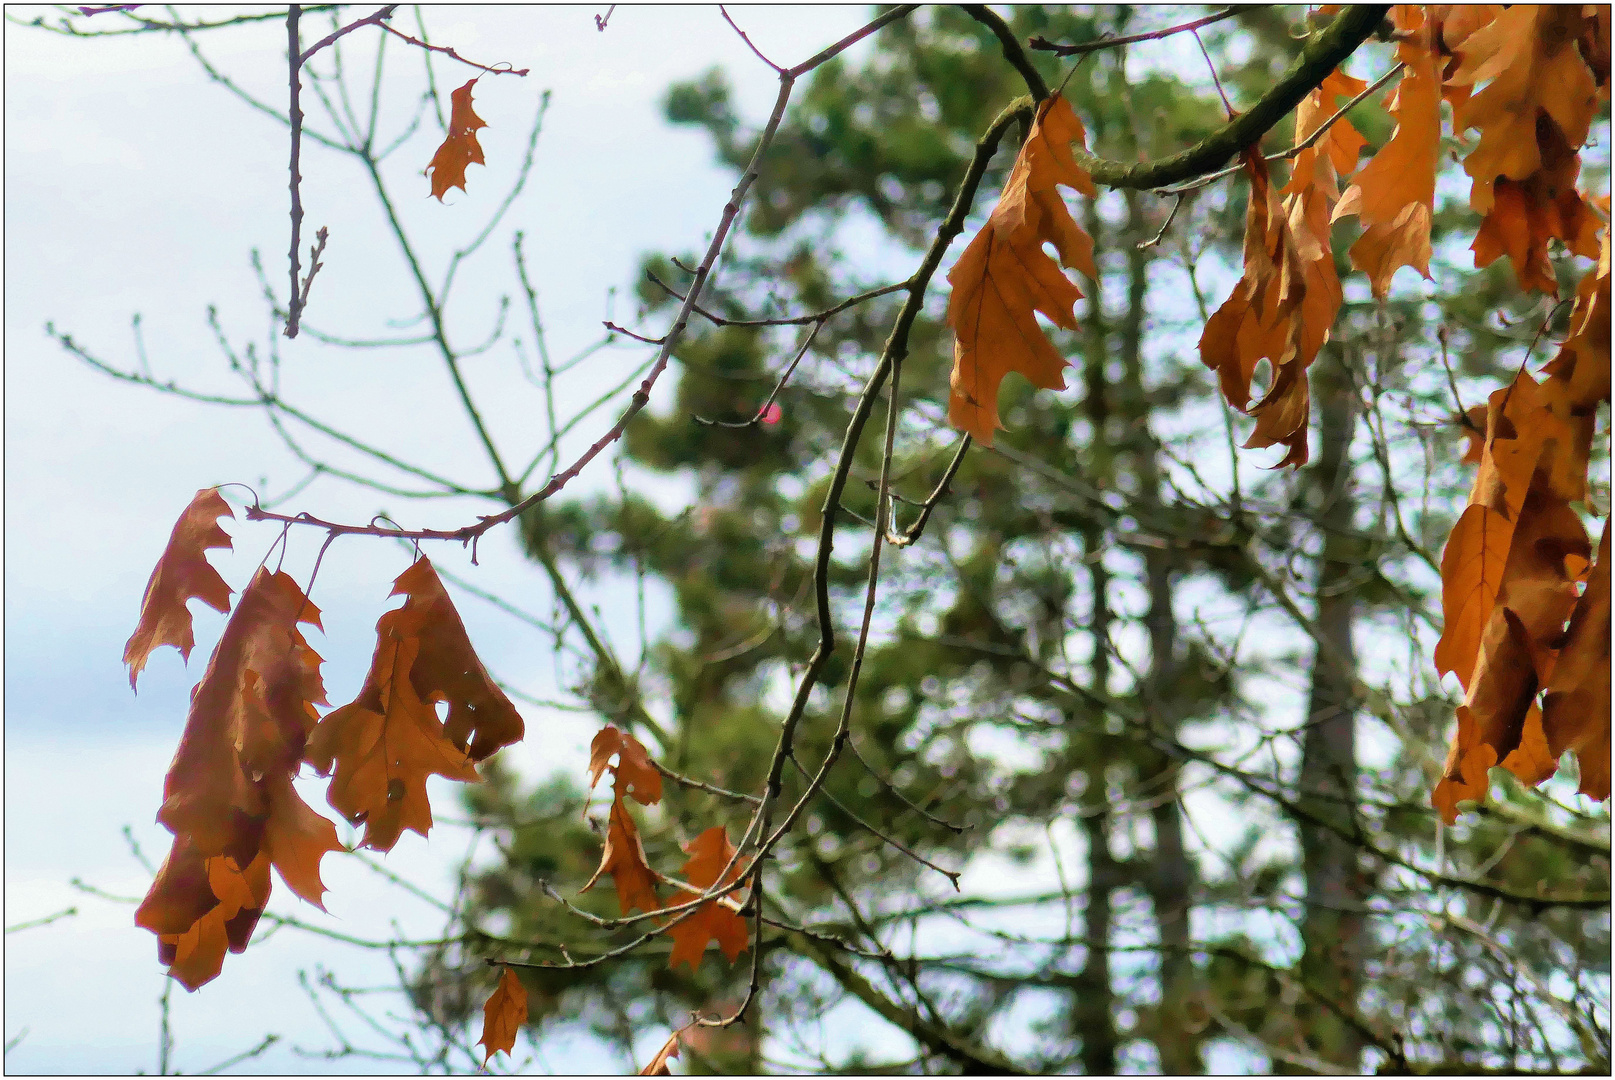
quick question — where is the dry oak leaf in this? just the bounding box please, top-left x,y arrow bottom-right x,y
385,558 -> 524,762
155,568 -> 337,902
665,826 -> 749,973
945,94 -> 1096,445
582,794 -> 663,916
1449,5 -> 1600,215
307,629 -> 480,853
1542,225 -> 1612,412
1458,404 -> 1490,465
124,487 -> 234,690
1433,373 -> 1567,689
478,965 -> 528,1065
588,724 -> 663,806
1536,228 -> 1612,502
1487,487 -> 1591,689
1429,4 -> 1504,112
1198,150 -> 1321,468
1280,67 -> 1368,196
1332,6 -> 1441,297
136,842 -> 272,991
1541,518 -> 1612,802
426,78 -> 487,201
1435,609 -> 1539,823
640,1026 -> 688,1075
1470,113 -> 1602,295
1435,488 -> 1591,820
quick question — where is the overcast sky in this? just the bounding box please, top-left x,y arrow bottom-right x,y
3,6 -> 910,1072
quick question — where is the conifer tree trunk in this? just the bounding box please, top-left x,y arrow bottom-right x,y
1118,190 -> 1203,1074
1291,348 -> 1366,1071
1074,199 -> 1118,1077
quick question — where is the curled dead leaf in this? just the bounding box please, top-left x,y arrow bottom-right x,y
124,487 -> 234,690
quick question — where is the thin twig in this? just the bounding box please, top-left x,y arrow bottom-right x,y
889,435 -> 971,547
693,320 -> 823,428
377,23 -> 528,75
720,4 -> 782,73
1028,7 -> 1240,56
298,4 -> 394,63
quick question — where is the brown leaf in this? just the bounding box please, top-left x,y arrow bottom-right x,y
124,487 -> 234,690
582,795 -> 662,916
426,79 -> 487,201
1434,372 -> 1568,689
1458,404 -> 1490,464
1450,5 -> 1601,217
144,849 -> 272,992
1435,608 -> 1538,823
1199,149 -> 1322,468
1542,226 -> 1612,413
1470,114 -> 1602,295
135,567 -> 336,988
640,1027 -> 687,1075
477,965 -> 528,1065
308,629 -> 480,853
1541,519 -> 1612,801
945,94 -> 1096,444
588,724 -> 662,806
263,770 -> 345,909
665,827 -> 749,973
135,833 -> 220,938
1280,67 -> 1368,196
386,558 -> 524,762
155,569 -> 327,867
1333,8 -> 1441,297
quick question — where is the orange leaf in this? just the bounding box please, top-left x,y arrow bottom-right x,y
1436,485 -> 1590,819
665,827 -> 749,973
1280,68 -> 1368,196
387,559 -> 524,762
1450,5 -> 1601,216
308,630 -> 480,853
1541,226 -> 1612,412
1493,488 -> 1591,685
588,724 -> 662,807
1469,116 -> 1602,295
1434,504 -> 1515,691
263,770 -> 345,909
155,569 -> 327,866
945,94 -> 1096,444
1199,149 -> 1324,468
1333,7 -> 1441,297
1433,371 -> 1572,688
426,79 -> 488,201
1457,404 -> 1489,465
477,965 -> 528,1065
582,795 -> 662,917
1541,519 -> 1612,801
137,846 -> 272,992
124,487 -> 234,690
640,1026 -> 688,1075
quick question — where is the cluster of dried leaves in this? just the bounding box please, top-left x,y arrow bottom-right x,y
584,726 -> 752,972
123,496 -> 745,1060
125,491 -> 520,990
944,4 -> 1610,819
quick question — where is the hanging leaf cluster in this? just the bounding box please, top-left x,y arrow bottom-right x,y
945,4 -> 1611,818
126,493 -> 520,989
580,725 -> 751,972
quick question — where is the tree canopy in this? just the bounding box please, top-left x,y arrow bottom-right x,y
14,3 -> 1611,1074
